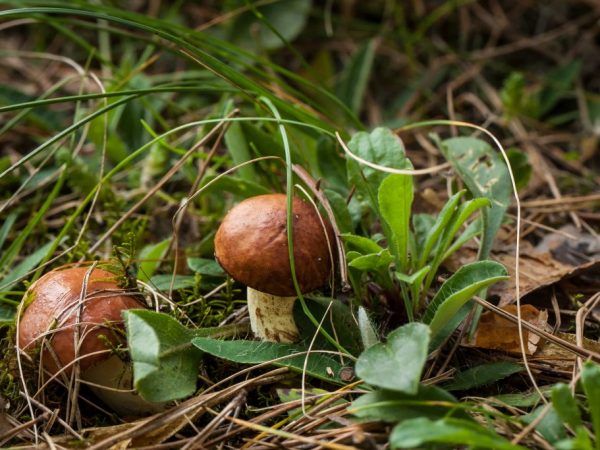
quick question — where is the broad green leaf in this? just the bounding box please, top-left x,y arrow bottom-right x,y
424,261 -> 508,337
412,213 -> 436,256
390,417 -> 525,450
436,136 -> 510,260
538,61 -> 581,116
378,174 -> 413,271
192,338 -> 346,383
125,309 -> 202,402
429,303 -> 472,351
351,385 -> 465,423
125,310 -> 246,402
149,274 -> 196,291
341,233 -> 383,255
187,258 -> 225,277
444,362 -> 522,391
347,128 -> 412,212
318,137 -> 348,193
0,303 -> 15,327
348,250 -> 393,272
224,0 -> 311,51
294,297 -> 363,357
324,189 -> 353,234
524,406 -> 567,444
493,391 -> 544,408
0,240 -> 55,291
224,121 -> 257,181
581,361 -> 600,443
138,239 -> 170,282
355,323 -> 430,393
336,39 -> 376,115
555,428 -> 594,450
395,265 -> 430,285
277,387 -> 347,418
507,148 -> 532,191
417,190 -> 465,267
357,306 -> 379,350
551,383 -> 582,430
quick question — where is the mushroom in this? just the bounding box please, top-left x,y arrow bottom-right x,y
18,266 -> 162,416
214,193 -> 334,343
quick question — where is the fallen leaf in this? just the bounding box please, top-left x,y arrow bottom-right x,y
445,241 -> 600,306
464,304 -> 549,354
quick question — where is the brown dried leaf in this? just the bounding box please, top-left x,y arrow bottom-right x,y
464,304 -> 548,354
446,240 -> 600,306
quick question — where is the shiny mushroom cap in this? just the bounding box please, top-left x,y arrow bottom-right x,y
18,267 -> 144,375
214,194 -> 334,297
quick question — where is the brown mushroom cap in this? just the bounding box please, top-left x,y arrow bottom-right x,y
18,267 -> 144,375
214,194 -> 334,297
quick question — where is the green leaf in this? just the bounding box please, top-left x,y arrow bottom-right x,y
424,261 -> 508,337
324,189 -> 353,234
192,338 -> 346,383
351,385 -> 465,423
277,387 -> 347,418
224,121 -> 257,181
444,362 -> 522,391
390,417 -> 525,450
551,383 -> 582,430
187,258 -> 225,277
417,190 -> 464,268
378,174 -> 413,271
538,61 -> 581,116
348,250 -> 393,272
341,233 -> 383,255
436,136 -> 511,260
581,361 -> 600,445
507,148 -> 532,191
395,265 -> 430,285
441,217 -> 483,262
0,240 -> 55,291
336,39 -> 376,115
357,306 -> 379,350
412,213 -> 436,256
149,274 -> 196,291
224,0 -> 312,51
493,391 -> 544,408
347,127 -> 412,213
355,323 -> 430,393
524,406 -> 567,444
294,297 -> 363,357
125,309 -> 202,402
0,303 -> 15,327
0,212 -> 17,251
318,137 -> 348,193
138,239 -> 170,282
555,428 -> 595,450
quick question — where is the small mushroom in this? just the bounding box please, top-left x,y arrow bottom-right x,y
215,194 -> 334,343
18,266 -> 162,415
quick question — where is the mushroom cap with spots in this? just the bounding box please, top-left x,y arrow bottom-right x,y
214,194 -> 334,297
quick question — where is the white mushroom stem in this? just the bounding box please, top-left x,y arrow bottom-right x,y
247,287 -> 299,343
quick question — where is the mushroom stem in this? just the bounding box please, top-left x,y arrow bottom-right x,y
247,288 -> 299,343
82,355 -> 165,416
